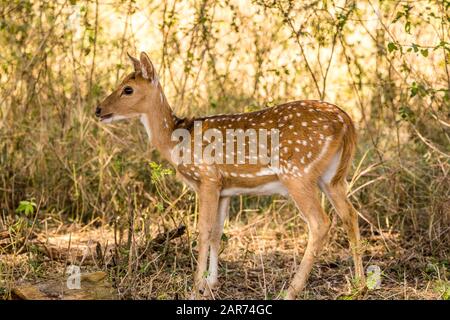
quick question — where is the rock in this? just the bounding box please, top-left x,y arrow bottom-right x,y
12,271 -> 117,300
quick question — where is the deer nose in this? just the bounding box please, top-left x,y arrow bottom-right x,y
95,106 -> 102,117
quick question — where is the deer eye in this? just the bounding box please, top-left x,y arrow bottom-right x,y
123,86 -> 133,95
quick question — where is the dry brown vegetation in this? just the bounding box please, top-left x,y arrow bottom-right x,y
0,0 -> 449,299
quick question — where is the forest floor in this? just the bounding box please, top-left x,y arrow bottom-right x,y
1,206 -> 449,300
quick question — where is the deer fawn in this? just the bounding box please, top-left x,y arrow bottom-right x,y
96,52 -> 365,299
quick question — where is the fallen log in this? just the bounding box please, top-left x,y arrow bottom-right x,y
149,225 -> 186,250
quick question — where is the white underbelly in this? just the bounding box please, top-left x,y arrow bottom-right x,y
220,181 -> 288,197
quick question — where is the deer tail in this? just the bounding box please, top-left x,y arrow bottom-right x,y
331,114 -> 357,186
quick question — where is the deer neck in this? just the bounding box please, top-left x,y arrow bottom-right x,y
140,86 -> 177,163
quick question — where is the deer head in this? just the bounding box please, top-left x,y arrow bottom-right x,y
95,52 -> 161,123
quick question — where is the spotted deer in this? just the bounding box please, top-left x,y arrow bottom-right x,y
96,52 -> 365,299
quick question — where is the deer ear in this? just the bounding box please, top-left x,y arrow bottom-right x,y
139,52 -> 156,81
127,52 -> 141,73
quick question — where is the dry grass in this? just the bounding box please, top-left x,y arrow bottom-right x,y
1,0 -> 449,300
1,176 -> 449,300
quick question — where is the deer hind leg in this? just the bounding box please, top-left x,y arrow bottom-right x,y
206,196 -> 230,290
282,179 -> 331,300
320,180 -> 365,286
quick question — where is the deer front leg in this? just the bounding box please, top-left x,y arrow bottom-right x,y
206,196 -> 230,290
194,182 -> 220,298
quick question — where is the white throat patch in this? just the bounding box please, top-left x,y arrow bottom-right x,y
140,114 -> 152,142
101,114 -> 130,123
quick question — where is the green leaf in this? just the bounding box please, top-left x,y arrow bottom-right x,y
410,84 -> 418,97
155,203 -> 164,212
399,105 -> 416,123
15,200 -> 37,217
387,42 -> 398,53
405,21 -> 411,34
149,161 -> 173,184
393,11 -> 404,23
221,233 -> 229,242
420,49 -> 428,57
